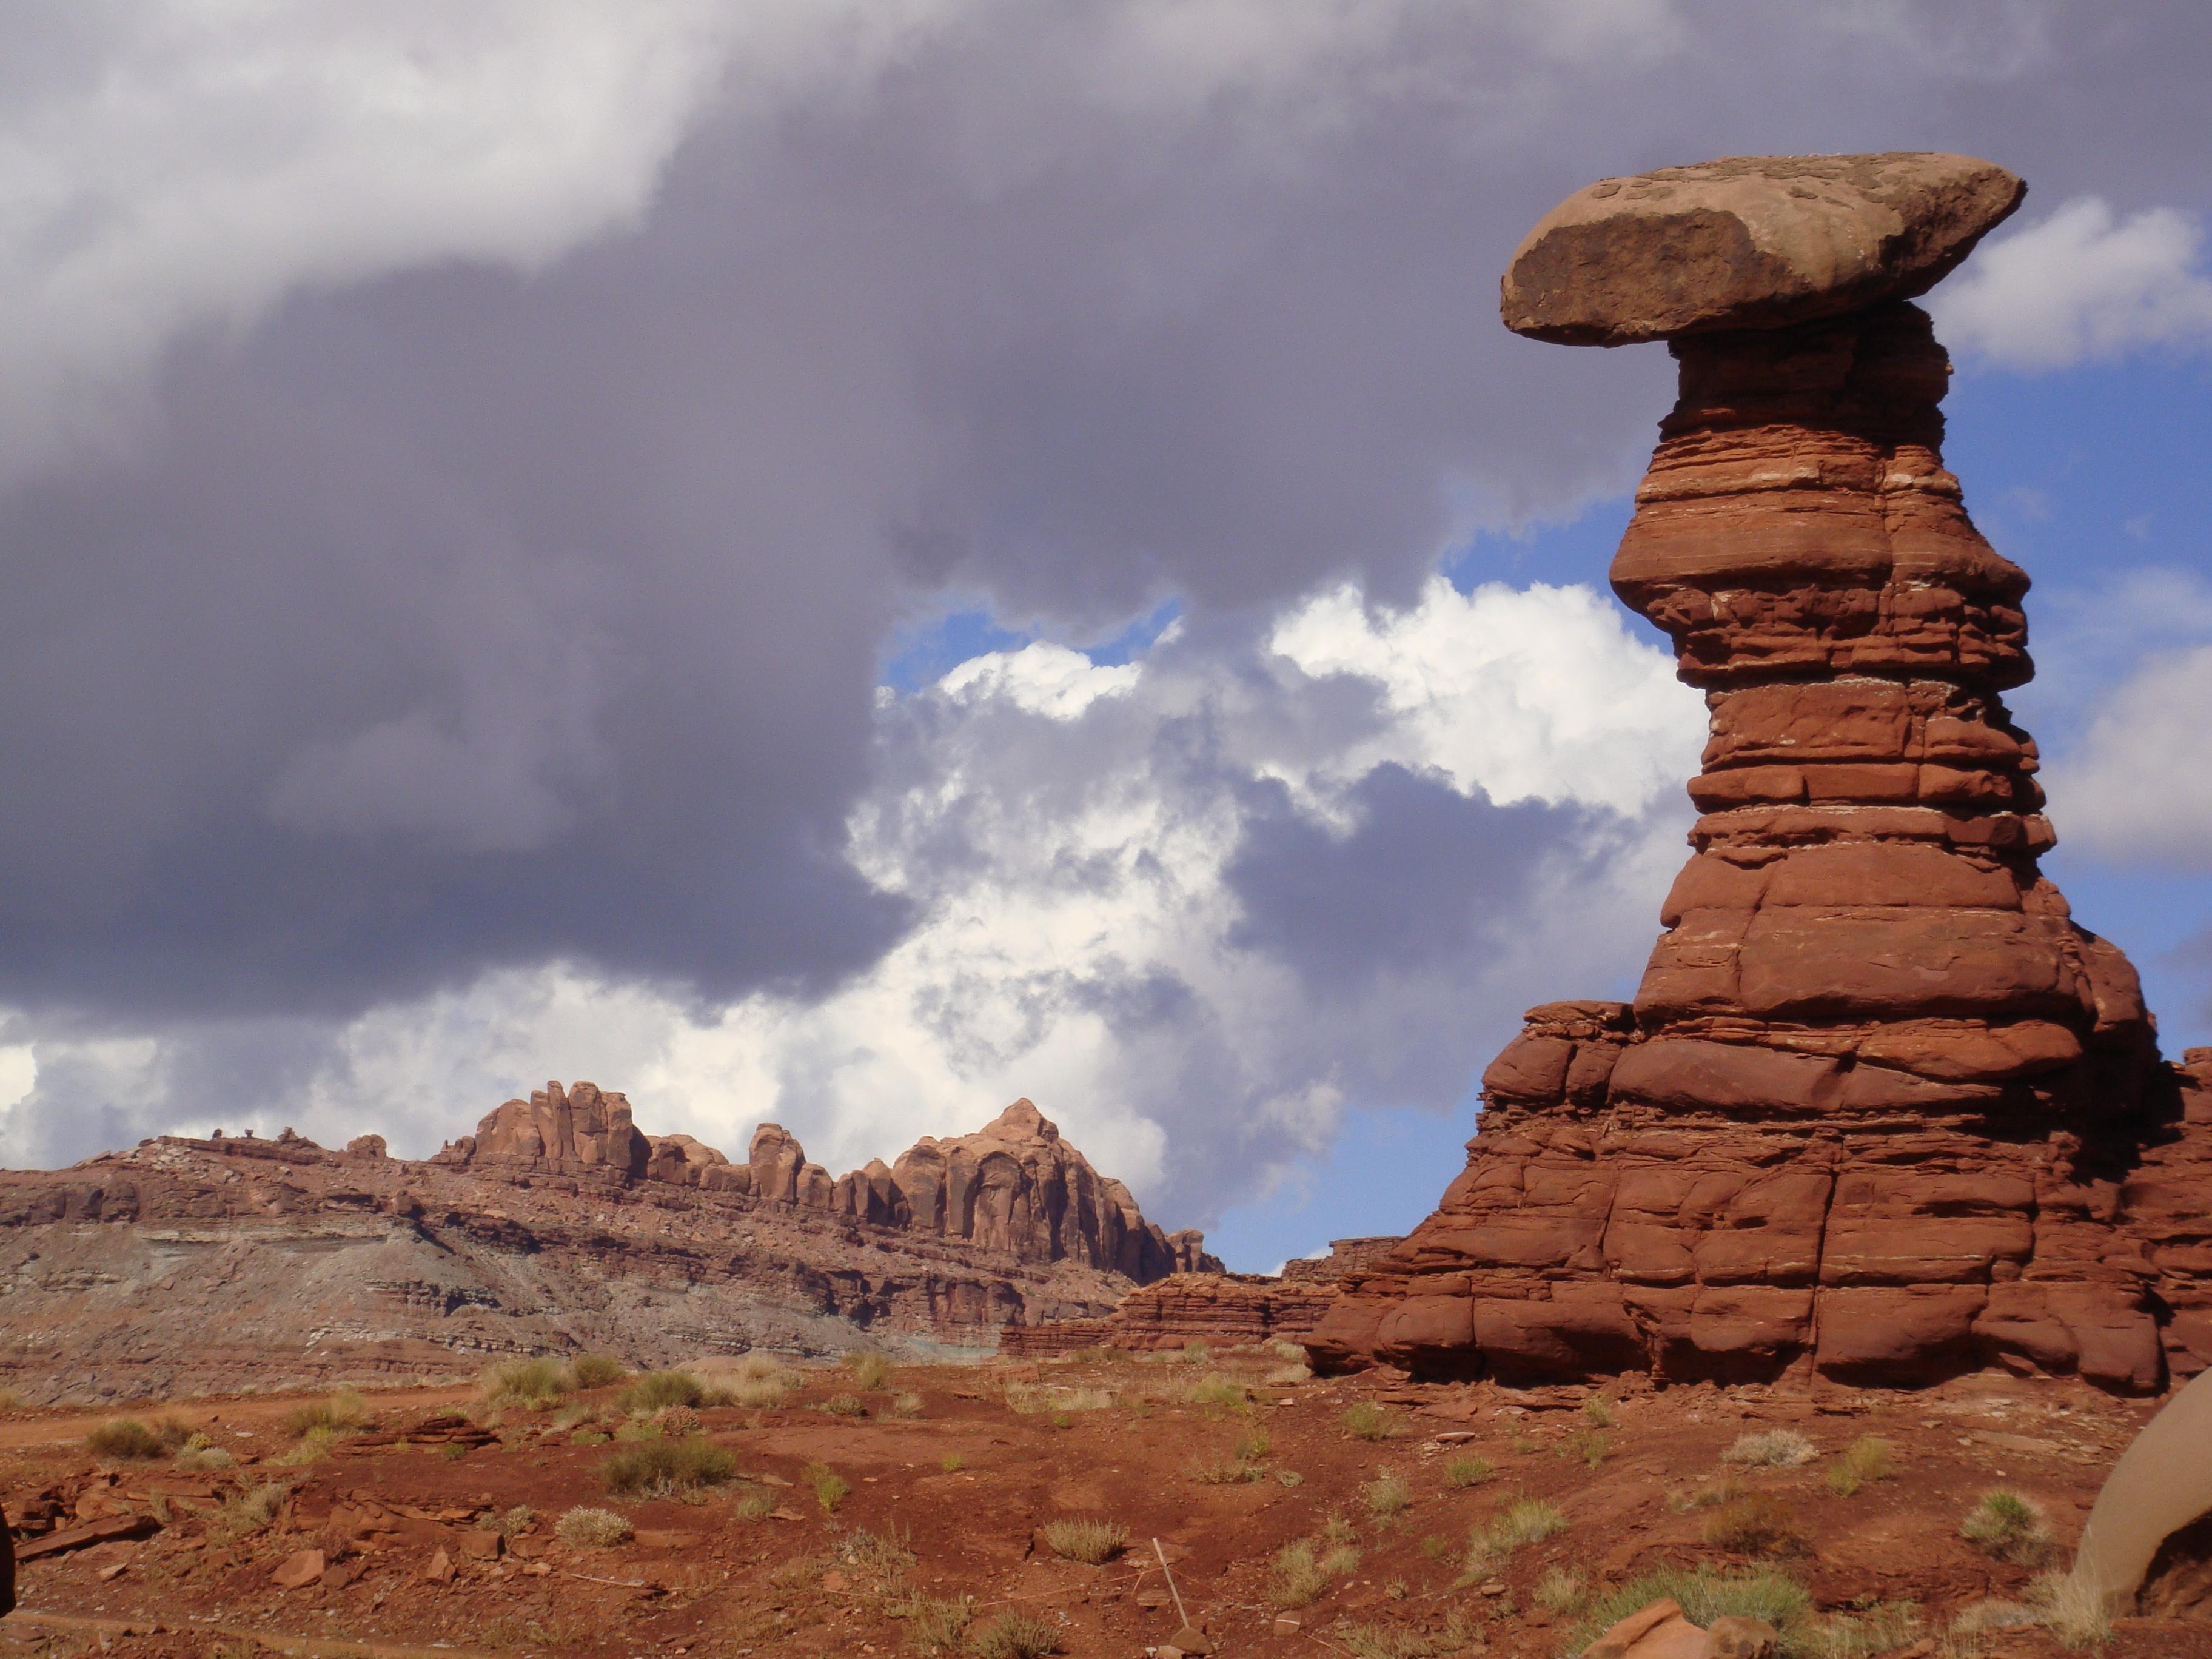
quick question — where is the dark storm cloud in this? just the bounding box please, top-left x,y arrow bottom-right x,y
3,0 -> 2210,1052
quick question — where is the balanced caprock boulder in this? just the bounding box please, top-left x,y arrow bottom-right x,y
1310,153 -> 2212,1393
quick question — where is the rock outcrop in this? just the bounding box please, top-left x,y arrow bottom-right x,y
0,1094 -> 1212,1403
1311,153 -> 2212,1393
441,1091 -> 1209,1282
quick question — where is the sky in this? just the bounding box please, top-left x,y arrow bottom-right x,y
2,2 -> 2211,1273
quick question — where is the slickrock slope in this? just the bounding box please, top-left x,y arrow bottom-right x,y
0,1093 -> 1209,1404
1311,153 -> 2212,1393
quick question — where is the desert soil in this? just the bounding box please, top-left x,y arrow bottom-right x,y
0,1349 -> 2197,1658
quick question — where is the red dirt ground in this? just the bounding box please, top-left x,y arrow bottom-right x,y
0,1349 -> 2198,1658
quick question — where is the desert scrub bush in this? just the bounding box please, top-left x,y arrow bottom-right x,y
1533,1564 -> 1584,1614
565,1353 -> 628,1389
1263,1362 -> 1313,1386
1703,1493 -> 1808,1555
1960,1490 -> 2055,1565
888,1389 -> 924,1417
1459,1497 -> 1567,1578
1188,1374 -> 1251,1410
208,1481 -> 287,1543
1581,1394 -> 1615,1429
555,1506 -> 634,1548
1445,1454 -> 1495,1488
816,1392 -> 870,1418
174,1432 -> 235,1472
1335,1621 -> 1439,1659
846,1351 -> 894,1391
1320,1543 -> 1361,1577
1235,1427 -> 1271,1463
1341,1401 -> 1405,1442
275,1426 -> 341,1466
1190,1445 -> 1267,1484
85,1416 -> 189,1460
1364,1467 -> 1412,1519
1669,1478 -> 1746,1513
2028,1570 -> 2113,1651
1269,1540 -> 1326,1607
659,1404 -> 703,1436
968,1610 -> 1059,1658
1799,1600 -> 1924,1659
481,1357 -> 569,1409
1577,1566 -> 1812,1654
893,1594 -> 974,1653
833,1522 -> 918,1578
618,1369 -> 705,1415
284,1389 -> 369,1438
1322,1510 -> 1358,1546
600,1435 -> 738,1497
1039,1517 -> 1128,1564
940,1452 -> 964,1473
1825,1435 -> 1895,1498
1005,1382 -> 1113,1416
1510,1432 -> 1541,1455
487,1504 -> 534,1538
1563,1429 -> 1611,1467
570,1427 -> 611,1446
805,1460 -> 850,1513
1723,1428 -> 1817,1468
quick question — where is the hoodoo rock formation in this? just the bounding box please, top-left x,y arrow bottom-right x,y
1310,153 -> 2212,1393
0,1092 -> 1211,1402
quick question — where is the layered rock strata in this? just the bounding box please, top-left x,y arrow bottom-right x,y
1310,153 -> 2212,1393
0,1094 -> 1210,1403
443,1090 -> 1216,1282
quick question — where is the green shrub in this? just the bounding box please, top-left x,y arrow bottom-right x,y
555,1506 -> 633,1547
600,1435 -> 737,1497
1961,1490 -> 2054,1565
566,1353 -> 628,1389
1039,1517 -> 1127,1564
481,1357 -> 569,1409
617,1370 -> 706,1414
1825,1435 -> 1895,1497
1342,1401 -> 1405,1442
1460,1497 -> 1566,1578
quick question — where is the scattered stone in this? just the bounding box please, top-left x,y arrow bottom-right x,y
424,1547 -> 453,1583
1704,1616 -> 1781,1659
270,1549 -> 325,1590
1165,1629 -> 1212,1657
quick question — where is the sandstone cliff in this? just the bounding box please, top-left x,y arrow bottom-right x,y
1309,154 -> 2212,1394
0,1094 -> 1212,1404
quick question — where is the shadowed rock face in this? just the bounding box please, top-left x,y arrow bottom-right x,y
1310,154 -> 2212,1393
1500,152 -> 2023,346
446,1089 -> 1216,1282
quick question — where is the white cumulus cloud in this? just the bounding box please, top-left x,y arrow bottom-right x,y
1931,196 -> 2212,370
2042,643 -> 2212,871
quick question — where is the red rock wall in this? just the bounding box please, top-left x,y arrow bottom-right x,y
1310,306 -> 2209,1393
1001,1272 -> 1338,1358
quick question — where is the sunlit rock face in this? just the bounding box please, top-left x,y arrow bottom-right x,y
1312,154 -> 2212,1394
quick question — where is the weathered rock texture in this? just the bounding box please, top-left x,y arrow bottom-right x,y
444,1091 -> 1211,1282
0,1094 -> 1210,1403
1310,153 -> 2212,1393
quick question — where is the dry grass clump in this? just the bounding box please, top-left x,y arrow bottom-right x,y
893,1594 -> 974,1652
1341,1401 -> 1406,1442
814,1392 -> 870,1418
481,1357 -> 569,1409
1703,1493 -> 1808,1555
833,1522 -> 917,1579
554,1506 -> 634,1547
805,1461 -> 850,1513
1187,1374 -> 1251,1409
1270,1540 -> 1326,1607
1723,1428 -> 1817,1468
846,1351 -> 893,1391
1960,1490 -> 2055,1565
85,1416 -> 192,1460
207,1481 -> 287,1543
1533,1564 -> 1585,1613
1445,1454 -> 1495,1488
1006,1382 -> 1113,1415
617,1370 -> 705,1415
566,1353 -> 628,1389
722,1353 -> 804,1409
282,1390 -> 370,1439
1459,1496 -> 1566,1579
1581,1395 -> 1615,1428
1264,1362 -> 1313,1386
888,1390 -> 924,1417
1039,1517 -> 1128,1564
1364,1467 -> 1412,1519
1563,1428 -> 1611,1467
174,1432 -> 235,1472
968,1609 -> 1060,1658
1669,1478 -> 1746,1513
1825,1435 -> 1895,1497
731,1484 -> 776,1521
2026,1572 -> 2113,1651
600,1435 -> 737,1497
